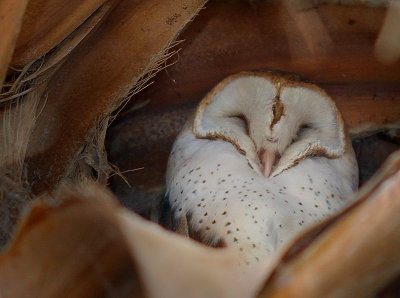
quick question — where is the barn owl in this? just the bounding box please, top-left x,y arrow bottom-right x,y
166,72 -> 358,267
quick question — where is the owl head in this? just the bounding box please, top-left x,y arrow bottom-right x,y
193,72 -> 347,177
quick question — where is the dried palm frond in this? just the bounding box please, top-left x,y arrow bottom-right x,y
0,0 -> 207,246
0,184 -> 257,298
11,0 -> 109,66
0,1 -> 119,246
23,0 -> 207,194
0,1 -> 115,106
0,0 -> 29,87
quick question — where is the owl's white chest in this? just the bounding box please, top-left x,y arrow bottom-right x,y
166,127 -> 357,266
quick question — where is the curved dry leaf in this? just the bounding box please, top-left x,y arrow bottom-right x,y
259,150 -> 400,297
19,0 -> 117,85
0,1 -> 114,107
0,0 -> 29,87
25,0 -> 207,194
11,0 -> 108,66
0,188 -> 145,297
118,210 -> 264,298
0,184 -> 266,298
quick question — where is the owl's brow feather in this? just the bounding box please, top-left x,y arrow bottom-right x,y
270,83 -> 285,130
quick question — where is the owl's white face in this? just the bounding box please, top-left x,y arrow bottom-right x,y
194,72 -> 346,178
237,88 -> 318,177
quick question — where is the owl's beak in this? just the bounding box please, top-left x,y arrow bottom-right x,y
259,150 -> 276,178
